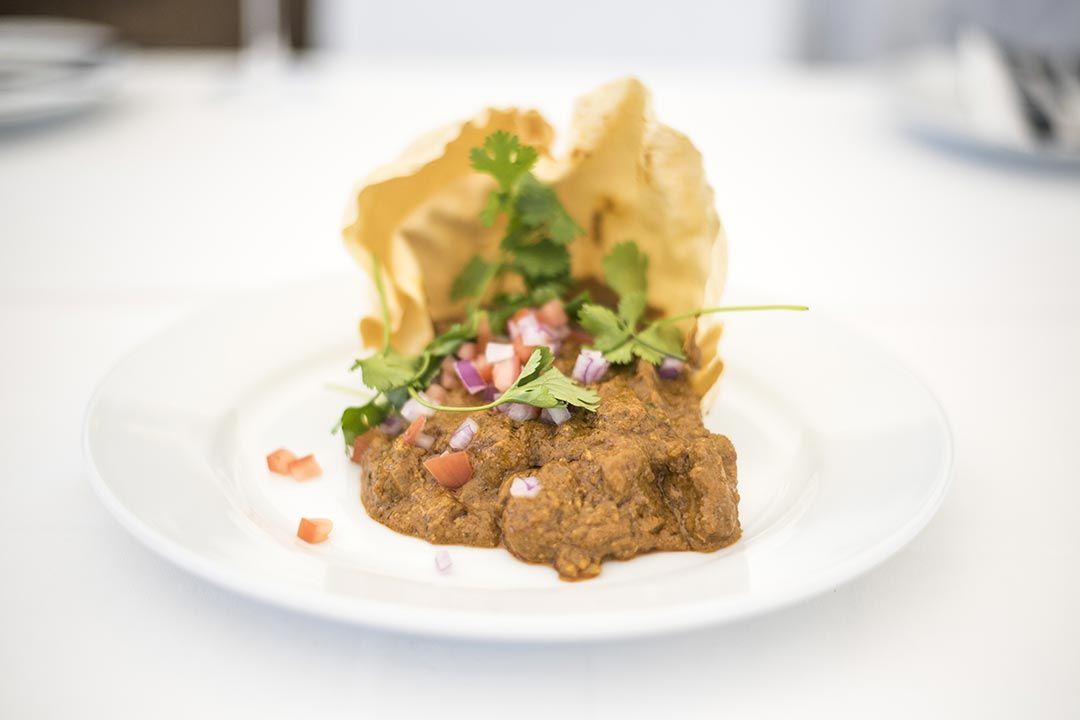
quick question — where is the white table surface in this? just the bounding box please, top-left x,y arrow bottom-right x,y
2,52 -> 1078,719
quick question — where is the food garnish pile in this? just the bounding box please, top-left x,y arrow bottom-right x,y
268,79 -> 804,578
332,132 -> 803,579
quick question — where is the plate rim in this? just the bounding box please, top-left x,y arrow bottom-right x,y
83,286 -> 954,643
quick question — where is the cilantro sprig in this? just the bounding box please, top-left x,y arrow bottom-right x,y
578,241 -> 808,365
408,346 -> 599,414
452,132 -> 584,309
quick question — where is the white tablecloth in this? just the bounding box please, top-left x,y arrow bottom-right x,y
2,52 -> 1078,719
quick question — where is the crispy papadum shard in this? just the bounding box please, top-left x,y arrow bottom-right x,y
342,78 -> 728,401
539,77 -> 727,404
342,109 -> 554,355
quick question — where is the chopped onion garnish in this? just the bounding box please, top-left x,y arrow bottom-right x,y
454,360 -> 487,394
658,356 -> 685,379
401,397 -> 436,422
414,432 -> 434,450
482,386 -> 499,403
379,414 -> 406,436
449,417 -> 479,450
506,403 -> 540,423
510,476 -> 541,498
485,342 -> 515,364
434,550 -> 452,574
520,324 -> 550,348
572,348 -> 610,385
511,312 -> 541,341
540,405 -> 571,425
541,322 -> 570,341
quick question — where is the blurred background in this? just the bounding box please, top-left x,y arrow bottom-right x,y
1,0 -> 1077,300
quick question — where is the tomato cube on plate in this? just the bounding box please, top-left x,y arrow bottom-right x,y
297,517 -> 332,544
288,454 -> 322,480
266,448 -> 296,475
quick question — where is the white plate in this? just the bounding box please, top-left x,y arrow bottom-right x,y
84,277 -> 952,642
890,47 -> 1080,166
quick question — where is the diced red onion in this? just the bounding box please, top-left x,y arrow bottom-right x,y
454,360 -> 487,394
540,405 -> 572,425
506,403 -> 540,423
658,356 -> 685,379
482,386 -> 499,403
485,341 -> 515,364
541,323 -> 570,341
401,397 -> 436,422
379,414 -> 406,436
510,476 -> 541,498
511,313 -> 541,341
434,549 -> 452,574
449,417 -> 479,450
520,325 -> 550,347
414,432 -> 434,450
572,348 -> 609,385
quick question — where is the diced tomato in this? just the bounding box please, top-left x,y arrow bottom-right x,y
297,517 -> 333,544
473,355 -> 494,383
425,383 -> 448,404
423,451 -> 474,489
477,314 -> 491,352
266,448 -> 296,475
493,356 -> 521,391
288,454 -> 322,480
512,335 -> 536,363
402,416 -> 427,445
538,298 -> 568,327
457,342 -> 477,361
349,431 -> 376,464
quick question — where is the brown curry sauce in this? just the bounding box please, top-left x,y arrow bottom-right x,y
360,344 -> 740,581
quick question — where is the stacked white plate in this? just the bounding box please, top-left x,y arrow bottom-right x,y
0,16 -> 123,127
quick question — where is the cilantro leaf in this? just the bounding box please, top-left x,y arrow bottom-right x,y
511,238 -> 570,281
425,314 -> 478,357
604,343 -> 634,364
339,401 -> 389,446
562,290 -> 591,318
515,175 -> 583,245
470,131 -> 537,193
636,322 -> 685,360
618,291 -> 646,326
603,241 -> 649,298
451,255 -> 498,301
515,345 -> 555,386
630,341 -> 664,364
500,348 -> 600,412
353,351 -> 418,392
577,304 -> 631,352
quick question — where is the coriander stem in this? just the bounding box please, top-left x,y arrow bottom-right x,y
657,304 -> 809,325
408,386 -> 502,413
371,252 -> 392,352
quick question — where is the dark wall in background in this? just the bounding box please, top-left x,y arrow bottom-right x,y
0,0 -> 308,48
